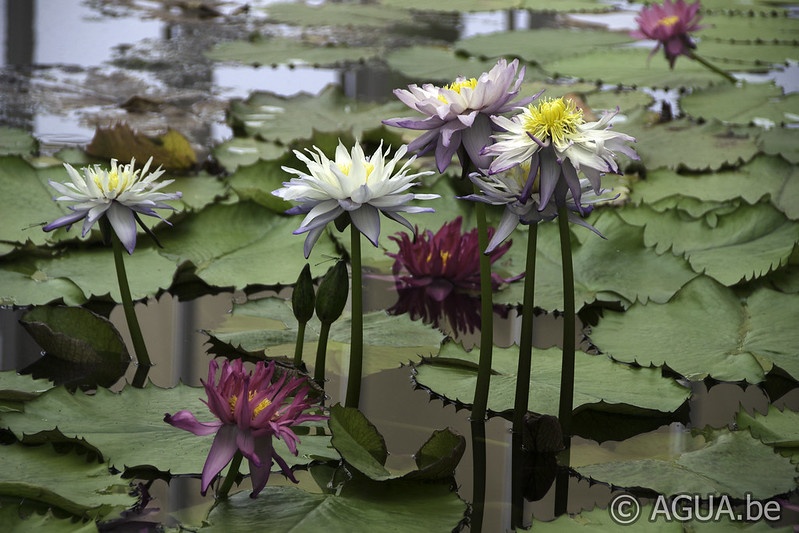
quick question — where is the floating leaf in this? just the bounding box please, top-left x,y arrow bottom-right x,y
86,124 -> 197,172
700,13 -> 799,44
384,46 -> 500,84
212,137 -> 286,172
755,127 -> 799,164
0,443 -> 135,520
207,36 -> 379,68
261,2 -> 415,28
202,481 -> 466,533
681,82 -> 799,125
0,126 -> 37,156
573,428 -> 798,500
619,203 -> 799,285
590,276 -> 799,383
494,210 -> 698,311
0,370 -> 53,403
166,173 -> 228,212
227,85 -> 406,147
226,158 -> 293,213
0,383 -> 335,475
376,0 -> 614,11
737,405 -> 799,458
0,506 -> 99,533
412,342 -> 690,421
456,28 -> 632,65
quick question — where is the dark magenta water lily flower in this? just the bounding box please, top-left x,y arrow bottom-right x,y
631,0 -> 704,68
387,216 -> 521,302
164,358 -> 326,497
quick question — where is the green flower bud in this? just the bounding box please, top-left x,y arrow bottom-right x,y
292,264 -> 316,324
315,259 -> 349,324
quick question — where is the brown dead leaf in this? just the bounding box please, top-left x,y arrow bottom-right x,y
86,123 -> 197,172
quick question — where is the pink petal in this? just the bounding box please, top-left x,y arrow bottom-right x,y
201,424 -> 238,495
164,410 -> 222,436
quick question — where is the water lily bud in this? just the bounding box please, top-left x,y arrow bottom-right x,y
292,263 -> 316,324
315,259 -> 349,324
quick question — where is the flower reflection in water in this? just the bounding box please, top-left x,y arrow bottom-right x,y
386,217 -> 520,336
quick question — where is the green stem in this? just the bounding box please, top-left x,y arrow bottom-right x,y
556,206 -> 575,445
345,224 -> 364,409
217,450 -> 243,500
294,321 -> 307,367
688,51 -> 737,83
470,194 -> 495,423
470,418 -> 487,533
314,321 -> 331,387
109,225 -> 152,381
511,223 -> 538,527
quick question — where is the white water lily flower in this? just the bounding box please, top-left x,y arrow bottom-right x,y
485,96 -> 637,212
43,157 -> 181,254
273,141 -> 439,258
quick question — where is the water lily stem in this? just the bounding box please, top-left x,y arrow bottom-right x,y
556,206 -> 575,445
109,223 -> 152,380
294,321 -> 307,367
688,51 -> 737,83
345,225 -> 364,408
511,223 -> 537,527
217,451 -> 243,500
314,322 -> 331,387
470,193 -> 495,422
470,418 -> 487,533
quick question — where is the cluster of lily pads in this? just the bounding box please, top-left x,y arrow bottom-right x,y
1,0 -> 798,531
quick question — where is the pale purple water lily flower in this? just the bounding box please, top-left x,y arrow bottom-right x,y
273,140 -> 439,258
164,358 -> 326,498
484,96 -> 637,216
383,58 -> 532,173
462,162 -> 611,254
631,0 -> 704,68
42,157 -> 181,254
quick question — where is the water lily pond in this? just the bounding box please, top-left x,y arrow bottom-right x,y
1,0 -> 799,531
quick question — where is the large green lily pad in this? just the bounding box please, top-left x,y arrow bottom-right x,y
0,506 -> 100,533
573,428 -> 798,500
737,405 -> 799,459
589,275 -> 799,383
412,342 -> 690,419
207,36 -> 380,68
384,46 -> 504,84
260,2 -> 415,28
0,383 -> 335,475
681,82 -> 799,125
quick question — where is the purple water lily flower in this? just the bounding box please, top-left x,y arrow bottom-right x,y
383,58 -> 531,173
42,157 -> 181,254
631,0 -> 704,68
387,216 -> 521,301
164,358 -> 326,498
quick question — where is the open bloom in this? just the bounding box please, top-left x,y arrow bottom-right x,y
164,358 -> 326,497
42,157 -> 181,254
383,59 -> 531,173
631,0 -> 704,68
463,162 -> 610,254
387,216 -> 520,301
485,96 -> 637,215
273,141 -> 439,258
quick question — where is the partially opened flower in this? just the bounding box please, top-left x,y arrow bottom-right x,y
164,358 -> 326,497
485,96 -> 637,215
387,216 -> 520,301
43,157 -> 181,254
273,141 -> 439,258
631,0 -> 704,68
383,58 -> 531,173
463,163 -> 610,253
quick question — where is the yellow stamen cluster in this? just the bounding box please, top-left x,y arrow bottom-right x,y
94,169 -> 129,193
656,15 -> 680,27
438,77 -> 478,103
229,391 -> 273,418
427,250 -> 451,268
522,97 -> 583,146
338,161 -> 375,181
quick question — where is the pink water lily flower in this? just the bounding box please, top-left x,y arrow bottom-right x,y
383,58 -> 531,173
164,358 -> 326,497
387,216 -> 521,302
631,0 -> 704,68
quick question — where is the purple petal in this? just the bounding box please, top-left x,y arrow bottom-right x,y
164,410 -> 222,436
201,424 -> 238,495
461,115 -> 493,172
350,205 -> 381,247
248,437 -> 274,497
42,210 -> 88,233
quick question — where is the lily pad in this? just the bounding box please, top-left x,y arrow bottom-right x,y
573,428 -> 798,500
261,2 -> 415,28
737,405 -> 799,458
86,124 -> 197,173
494,210 -> 698,311
0,126 -> 37,156
412,342 -> 690,421
0,506 -> 100,533
0,383 -> 335,475
207,36 -> 380,68
0,443 -> 136,520
589,275 -> 799,384
212,137 -> 286,172
681,82 -> 799,125
384,46 -> 502,84
202,480 -> 466,533
226,158 -> 293,213
207,297 -> 445,378
619,203 -> 799,285
694,14 -> 799,45
0,370 -> 53,403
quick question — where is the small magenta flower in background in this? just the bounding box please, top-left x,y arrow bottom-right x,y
631,0 -> 735,82
383,58 -> 531,173
485,96 -> 637,215
164,358 -> 326,497
43,157 -> 181,254
273,140 -> 438,258
387,216 -> 519,301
